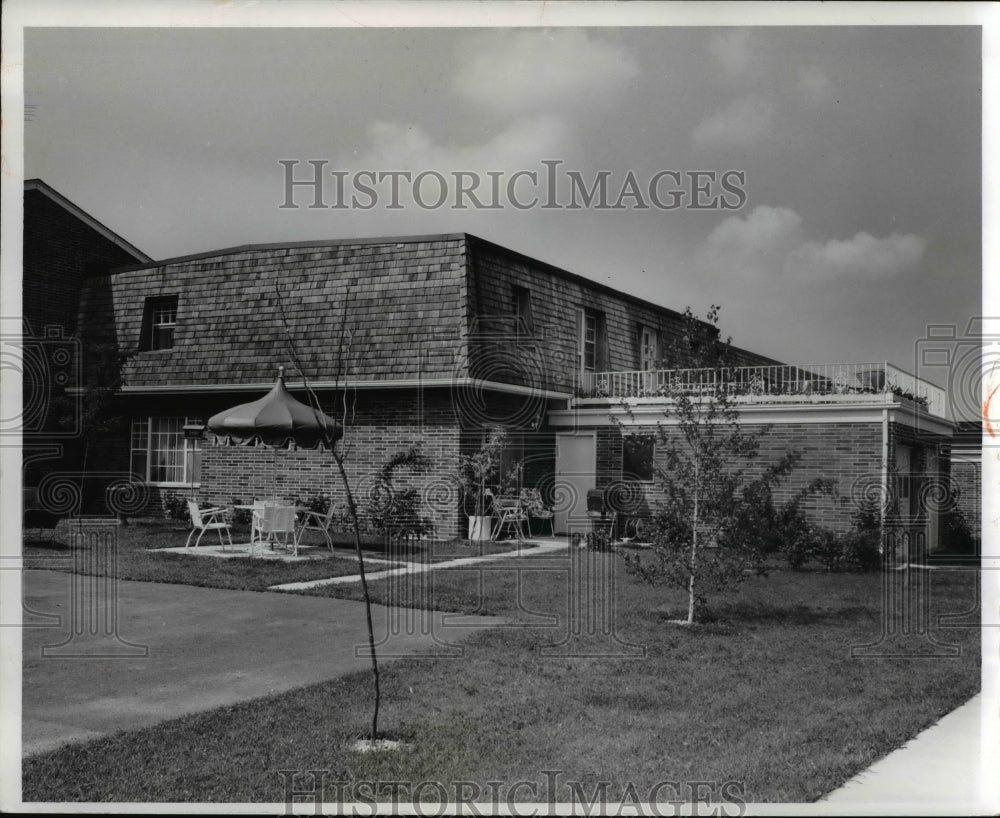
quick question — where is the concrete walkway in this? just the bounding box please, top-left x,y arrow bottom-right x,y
271,537 -> 573,591
21,569 -> 505,757
821,693 -> 997,814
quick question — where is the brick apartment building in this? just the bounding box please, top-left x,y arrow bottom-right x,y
69,230 -> 956,546
24,179 -> 964,546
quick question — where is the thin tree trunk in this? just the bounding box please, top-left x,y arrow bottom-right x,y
332,450 -> 380,742
275,280 -> 381,743
687,461 -> 698,625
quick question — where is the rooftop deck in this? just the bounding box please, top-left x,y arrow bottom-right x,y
578,362 -> 948,419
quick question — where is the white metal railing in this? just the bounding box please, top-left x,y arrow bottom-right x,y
579,362 -> 947,418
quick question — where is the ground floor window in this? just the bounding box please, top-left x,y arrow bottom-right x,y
131,416 -> 202,485
622,434 -> 656,483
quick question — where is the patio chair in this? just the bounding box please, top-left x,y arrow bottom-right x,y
294,504 -> 337,553
487,490 -> 529,541
586,488 -> 618,540
520,488 -> 555,537
250,502 -> 297,557
532,504 -> 556,537
185,500 -> 234,550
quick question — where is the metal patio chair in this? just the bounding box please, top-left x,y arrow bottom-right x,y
250,501 -> 297,556
185,500 -> 234,550
294,504 -> 337,553
487,490 -> 529,541
585,488 -> 618,540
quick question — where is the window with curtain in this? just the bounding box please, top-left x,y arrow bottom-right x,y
130,416 -> 203,485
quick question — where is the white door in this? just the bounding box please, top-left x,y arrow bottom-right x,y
554,432 -> 596,535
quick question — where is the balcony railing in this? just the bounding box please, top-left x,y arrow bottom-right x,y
579,362 -> 948,419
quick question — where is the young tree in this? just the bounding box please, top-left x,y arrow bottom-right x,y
458,427 -> 509,517
620,307 -> 813,624
274,280 -> 385,745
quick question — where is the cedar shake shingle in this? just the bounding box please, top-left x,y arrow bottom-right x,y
79,236 -> 469,386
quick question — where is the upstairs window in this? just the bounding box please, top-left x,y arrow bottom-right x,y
141,296 -> 178,351
640,325 -> 660,371
512,285 -> 534,337
576,308 -> 607,374
583,312 -> 598,372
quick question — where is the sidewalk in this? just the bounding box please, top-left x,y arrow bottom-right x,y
270,536 -> 573,591
820,693 -> 996,814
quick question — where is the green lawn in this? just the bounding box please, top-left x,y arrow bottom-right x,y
22,522 -> 377,590
21,548 -> 981,804
21,520 -> 524,591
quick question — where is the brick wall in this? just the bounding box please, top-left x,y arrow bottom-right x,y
589,416 -> 960,542
594,420 -> 883,532
951,457 -> 981,539
112,387 -> 557,538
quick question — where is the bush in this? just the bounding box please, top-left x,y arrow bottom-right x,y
228,498 -> 253,526
782,498 -> 882,572
162,492 -> 190,521
942,508 -> 977,553
369,487 -> 431,536
587,528 -> 615,551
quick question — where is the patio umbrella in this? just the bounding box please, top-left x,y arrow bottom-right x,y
208,366 -> 343,449
207,365 -> 343,500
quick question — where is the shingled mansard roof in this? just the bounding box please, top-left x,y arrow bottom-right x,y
79,235 -> 471,389
77,232 -> 780,391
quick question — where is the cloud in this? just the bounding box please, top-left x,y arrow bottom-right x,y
698,205 -> 927,281
331,115 -> 576,208
793,232 -> 927,279
350,115 -> 572,173
691,95 -> 775,149
452,28 -> 639,116
706,30 -> 753,79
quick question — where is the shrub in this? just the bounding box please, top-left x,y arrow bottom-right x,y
367,447 -> 432,536
587,528 -> 615,551
228,498 -> 253,526
161,492 -> 190,521
942,508 -> 977,553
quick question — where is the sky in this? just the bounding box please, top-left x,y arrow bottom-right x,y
21,19 -> 984,404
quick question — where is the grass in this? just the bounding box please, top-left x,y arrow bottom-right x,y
23,522 -> 376,590
21,549 -> 981,804
21,520 -> 526,591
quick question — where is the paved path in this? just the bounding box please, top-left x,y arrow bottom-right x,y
271,538 -> 573,591
821,693 -> 996,813
21,569 -> 505,757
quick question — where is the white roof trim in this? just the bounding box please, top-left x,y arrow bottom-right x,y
83,377 -> 572,401
549,401 -> 955,434
24,179 -> 152,263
